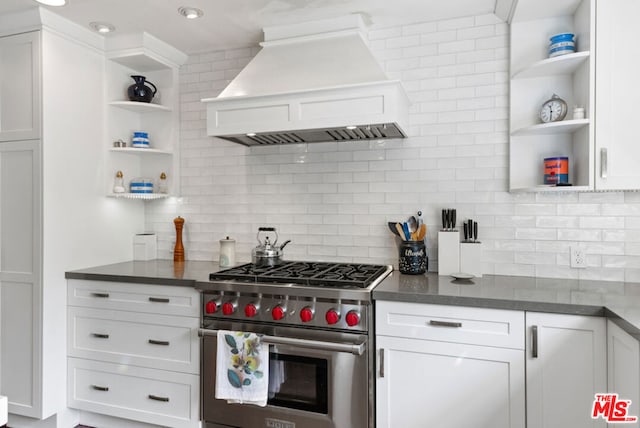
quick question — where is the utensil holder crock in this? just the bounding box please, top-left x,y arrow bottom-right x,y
398,241 -> 427,275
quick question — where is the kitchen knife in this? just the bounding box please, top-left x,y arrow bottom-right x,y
451,209 -> 456,230
473,221 -> 478,242
463,222 -> 468,242
442,210 -> 447,230
467,219 -> 473,241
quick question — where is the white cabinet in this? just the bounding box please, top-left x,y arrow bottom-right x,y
67,279 -> 201,428
594,0 -> 640,190
0,32 -> 40,141
105,34 -> 186,200
376,302 -> 526,428
0,140 -> 41,417
510,0 -> 640,192
607,320 -> 640,427
526,312 -> 606,428
509,0 -> 595,191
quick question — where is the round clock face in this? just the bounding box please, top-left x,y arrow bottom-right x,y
540,94 -> 568,123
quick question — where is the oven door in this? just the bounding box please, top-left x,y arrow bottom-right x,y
200,320 -> 370,428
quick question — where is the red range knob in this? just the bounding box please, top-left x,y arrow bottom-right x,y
205,300 -> 217,314
300,307 -> 314,323
325,309 -> 340,325
245,303 -> 258,318
222,302 -> 235,316
346,310 -> 360,327
272,305 -> 285,321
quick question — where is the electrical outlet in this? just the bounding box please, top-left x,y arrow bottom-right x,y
570,246 -> 587,268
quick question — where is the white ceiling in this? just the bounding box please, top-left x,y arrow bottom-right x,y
1,0 -> 499,54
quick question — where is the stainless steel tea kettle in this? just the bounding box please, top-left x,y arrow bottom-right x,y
252,227 -> 291,267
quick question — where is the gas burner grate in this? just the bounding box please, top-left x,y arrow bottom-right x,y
209,262 -> 389,288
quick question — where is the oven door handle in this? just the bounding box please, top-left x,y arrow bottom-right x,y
198,328 -> 366,356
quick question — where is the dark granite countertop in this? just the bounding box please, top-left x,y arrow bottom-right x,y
65,260 -> 219,286
373,271 -> 640,340
65,260 -> 640,340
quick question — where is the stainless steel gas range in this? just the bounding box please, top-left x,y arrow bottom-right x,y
197,261 -> 393,428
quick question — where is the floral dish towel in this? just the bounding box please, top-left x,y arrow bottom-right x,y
215,330 -> 269,406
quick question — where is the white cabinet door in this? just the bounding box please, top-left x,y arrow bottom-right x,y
595,0 -> 640,190
526,312 -> 606,428
607,320 -> 640,427
376,335 -> 525,428
0,140 -> 41,417
0,32 -> 40,142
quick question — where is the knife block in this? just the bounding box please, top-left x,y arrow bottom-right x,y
460,242 -> 483,277
438,230 -> 460,276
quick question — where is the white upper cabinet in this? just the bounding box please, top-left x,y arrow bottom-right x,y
511,0 -> 640,191
104,33 -> 186,200
594,0 -> 640,190
509,0 -> 595,192
0,31 -> 40,142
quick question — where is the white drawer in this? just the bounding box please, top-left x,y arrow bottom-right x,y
376,301 -> 525,349
68,307 -> 199,374
67,279 -> 200,317
68,357 -> 199,428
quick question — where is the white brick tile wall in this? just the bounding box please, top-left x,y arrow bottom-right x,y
141,13 -> 640,284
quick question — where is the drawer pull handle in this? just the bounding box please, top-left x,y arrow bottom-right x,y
429,320 -> 462,328
148,394 -> 170,402
92,385 -> 109,392
149,297 -> 170,303
532,325 -> 539,358
91,333 -> 110,339
91,292 -> 110,298
379,348 -> 385,378
148,339 -> 170,346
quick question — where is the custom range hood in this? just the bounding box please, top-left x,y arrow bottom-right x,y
202,15 -> 410,146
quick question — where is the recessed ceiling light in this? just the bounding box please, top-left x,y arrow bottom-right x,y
34,0 -> 67,6
89,22 -> 115,34
178,6 -> 204,19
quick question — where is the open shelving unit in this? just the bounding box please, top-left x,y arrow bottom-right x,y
509,0 -> 595,192
104,33 -> 186,200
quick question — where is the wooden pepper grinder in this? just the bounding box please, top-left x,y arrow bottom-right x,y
174,216 -> 185,262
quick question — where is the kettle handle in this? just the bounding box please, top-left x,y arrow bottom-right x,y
257,227 -> 278,245
146,80 -> 157,95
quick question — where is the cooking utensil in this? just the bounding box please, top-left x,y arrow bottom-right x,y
463,222 -> 469,242
395,223 -> 406,241
473,221 -> 478,242
417,211 -> 423,227
402,222 -> 411,241
388,222 -> 400,237
407,216 -> 417,233
416,224 -> 426,240
252,227 -> 290,267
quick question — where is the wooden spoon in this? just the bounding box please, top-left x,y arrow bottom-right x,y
416,224 -> 426,241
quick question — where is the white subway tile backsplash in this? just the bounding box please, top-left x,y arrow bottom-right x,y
139,13 -> 640,283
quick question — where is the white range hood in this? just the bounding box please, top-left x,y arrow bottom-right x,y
202,15 -> 410,146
